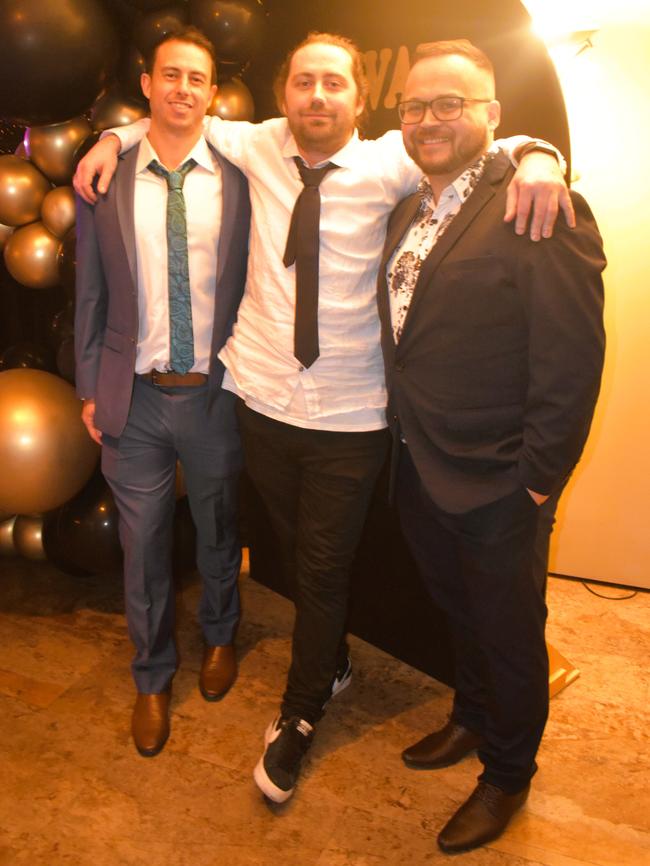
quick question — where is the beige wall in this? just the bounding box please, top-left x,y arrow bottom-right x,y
536,6 -> 650,588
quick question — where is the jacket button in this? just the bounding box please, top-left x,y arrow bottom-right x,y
396,363 -> 404,372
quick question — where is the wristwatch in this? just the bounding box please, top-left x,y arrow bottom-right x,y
517,140 -> 560,163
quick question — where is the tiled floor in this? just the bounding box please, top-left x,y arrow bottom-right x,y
0,554 -> 648,865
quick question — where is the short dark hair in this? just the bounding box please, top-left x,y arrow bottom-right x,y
273,31 -> 369,130
145,25 -> 217,86
412,39 -> 495,89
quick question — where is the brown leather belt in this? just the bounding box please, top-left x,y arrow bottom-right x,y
137,370 -> 208,387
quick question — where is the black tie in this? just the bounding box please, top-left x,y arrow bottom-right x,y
283,156 -> 338,368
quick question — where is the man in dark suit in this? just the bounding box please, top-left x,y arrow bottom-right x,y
378,40 -> 605,853
75,27 -> 250,757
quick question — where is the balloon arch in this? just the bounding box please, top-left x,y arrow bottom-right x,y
0,0 -> 265,573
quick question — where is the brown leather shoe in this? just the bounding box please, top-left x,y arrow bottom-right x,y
199,644 -> 237,701
402,720 -> 483,769
437,781 -> 530,853
131,692 -> 170,758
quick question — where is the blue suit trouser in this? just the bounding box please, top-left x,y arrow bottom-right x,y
101,378 -> 242,693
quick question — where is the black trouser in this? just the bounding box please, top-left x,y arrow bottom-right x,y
237,401 -> 389,724
397,446 -> 559,794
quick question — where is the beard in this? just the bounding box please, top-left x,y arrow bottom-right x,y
288,107 -> 355,158
406,123 -> 490,178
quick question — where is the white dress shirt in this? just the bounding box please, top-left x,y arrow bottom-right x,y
115,118 -> 534,429
133,135 -> 222,374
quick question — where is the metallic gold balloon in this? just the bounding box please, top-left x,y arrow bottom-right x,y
208,78 -> 255,121
0,155 -> 51,227
13,514 -> 47,561
25,117 -> 92,186
41,186 -> 76,239
0,222 -> 13,251
3,221 -> 61,289
0,369 -> 99,515
14,141 -> 28,159
0,515 -> 17,557
91,91 -> 149,133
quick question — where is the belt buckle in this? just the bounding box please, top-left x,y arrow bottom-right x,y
150,369 -> 165,386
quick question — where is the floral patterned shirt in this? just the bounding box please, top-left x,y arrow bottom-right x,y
387,150 -> 494,342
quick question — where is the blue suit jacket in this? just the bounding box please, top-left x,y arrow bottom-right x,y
74,143 -> 250,438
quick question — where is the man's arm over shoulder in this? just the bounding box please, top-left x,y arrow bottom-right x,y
73,115 -> 265,202
518,191 -> 606,495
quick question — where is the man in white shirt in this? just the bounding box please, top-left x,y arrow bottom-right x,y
74,30 -> 573,801
74,28 -> 250,758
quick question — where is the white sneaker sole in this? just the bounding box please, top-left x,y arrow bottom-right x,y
253,717 -> 295,804
253,756 -> 294,803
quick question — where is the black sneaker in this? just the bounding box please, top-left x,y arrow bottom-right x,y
330,656 -> 352,700
253,715 -> 314,803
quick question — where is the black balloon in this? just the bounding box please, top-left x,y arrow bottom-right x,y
189,0 -> 266,63
0,341 -> 56,373
0,120 -> 26,156
56,336 -> 76,384
42,471 -> 197,578
217,58 -> 248,82
133,4 -> 189,57
117,45 -> 149,103
126,0 -> 179,10
57,227 -> 77,299
49,305 -> 75,351
90,90 -> 149,134
0,0 -> 119,125
42,473 -> 123,578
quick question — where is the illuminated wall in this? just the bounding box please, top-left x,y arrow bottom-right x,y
524,1 -> 650,589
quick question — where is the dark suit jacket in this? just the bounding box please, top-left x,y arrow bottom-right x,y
74,143 -> 250,438
378,151 -> 606,514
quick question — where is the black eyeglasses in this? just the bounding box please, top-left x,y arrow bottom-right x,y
397,96 -> 492,124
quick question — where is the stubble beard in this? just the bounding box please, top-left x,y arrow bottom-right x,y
408,125 -> 490,178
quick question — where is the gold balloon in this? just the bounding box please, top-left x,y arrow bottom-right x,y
91,92 -> 149,133
0,155 -> 51,227
13,514 -> 47,561
0,515 -> 17,557
0,222 -> 14,252
0,369 -> 99,515
4,221 -> 61,289
208,79 -> 255,121
25,117 -> 92,186
41,186 -> 76,239
14,142 -> 28,159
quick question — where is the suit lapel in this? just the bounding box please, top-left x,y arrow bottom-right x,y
115,147 -> 139,290
212,147 -> 235,286
397,153 -> 510,345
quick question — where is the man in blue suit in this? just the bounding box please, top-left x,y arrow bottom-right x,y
74,27 -> 250,757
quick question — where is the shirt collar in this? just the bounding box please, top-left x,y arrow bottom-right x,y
136,133 -> 217,175
417,149 -> 494,208
281,123 -> 360,170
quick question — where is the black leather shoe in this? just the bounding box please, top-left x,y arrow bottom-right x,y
131,692 -> 170,757
199,644 -> 237,701
437,781 -> 530,853
402,720 -> 483,769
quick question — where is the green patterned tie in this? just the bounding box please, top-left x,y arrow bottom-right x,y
148,158 -> 197,375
